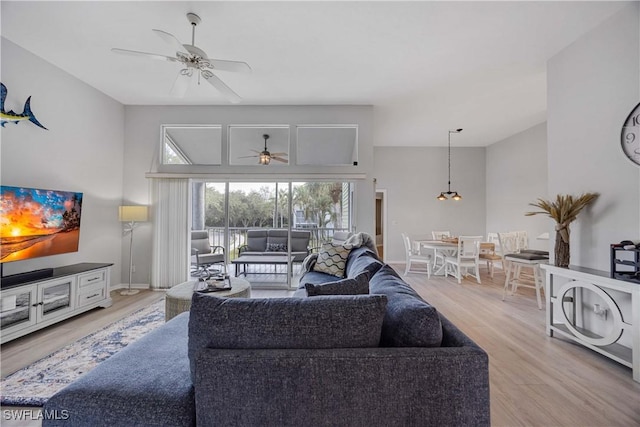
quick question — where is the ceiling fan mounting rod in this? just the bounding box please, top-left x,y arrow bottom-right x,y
187,13 -> 201,46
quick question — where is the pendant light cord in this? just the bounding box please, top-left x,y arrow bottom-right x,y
448,131 -> 452,192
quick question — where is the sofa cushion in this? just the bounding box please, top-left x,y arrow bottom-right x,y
305,271 -> 370,296
188,293 -> 387,381
313,242 -> 353,277
289,230 -> 311,253
504,252 -> 548,261
345,246 -> 384,278
246,229 -> 268,251
369,265 -> 443,347
297,270 -> 339,288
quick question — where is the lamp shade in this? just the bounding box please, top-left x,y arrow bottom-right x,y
118,205 -> 148,222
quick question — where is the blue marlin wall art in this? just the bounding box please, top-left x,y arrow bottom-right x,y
1,83 -> 48,130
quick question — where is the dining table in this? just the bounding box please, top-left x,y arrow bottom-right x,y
415,239 -> 495,276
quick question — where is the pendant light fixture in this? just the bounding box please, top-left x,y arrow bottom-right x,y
436,128 -> 463,201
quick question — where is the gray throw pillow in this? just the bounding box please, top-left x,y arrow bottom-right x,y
188,293 -> 387,382
305,271 -> 370,296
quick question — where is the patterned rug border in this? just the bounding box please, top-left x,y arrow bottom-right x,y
1,298 -> 165,407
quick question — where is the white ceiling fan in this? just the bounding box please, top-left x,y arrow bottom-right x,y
112,12 -> 251,103
239,134 -> 288,165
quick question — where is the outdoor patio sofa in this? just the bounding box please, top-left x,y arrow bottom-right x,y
238,228 -> 311,262
43,242 -> 490,427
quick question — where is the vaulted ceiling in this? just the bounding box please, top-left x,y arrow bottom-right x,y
1,1 -> 629,147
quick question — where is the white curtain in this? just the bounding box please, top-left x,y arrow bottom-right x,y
151,178 -> 189,289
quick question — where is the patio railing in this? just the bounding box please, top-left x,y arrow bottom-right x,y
205,226 -> 349,260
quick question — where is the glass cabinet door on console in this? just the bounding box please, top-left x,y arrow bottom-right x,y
0,285 -> 38,336
38,277 -> 75,322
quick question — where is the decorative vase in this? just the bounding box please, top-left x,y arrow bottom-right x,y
554,226 -> 570,267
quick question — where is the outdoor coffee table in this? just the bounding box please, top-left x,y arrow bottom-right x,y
164,277 -> 251,321
231,254 -> 294,277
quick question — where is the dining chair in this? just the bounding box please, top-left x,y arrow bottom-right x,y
444,235 -> 483,284
401,233 -> 432,278
431,231 -> 451,240
479,232 -> 503,278
499,231 -> 546,309
431,231 -> 451,267
497,232 -> 518,286
515,230 -> 529,251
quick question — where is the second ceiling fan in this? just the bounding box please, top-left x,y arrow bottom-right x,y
239,134 -> 288,165
112,12 -> 251,103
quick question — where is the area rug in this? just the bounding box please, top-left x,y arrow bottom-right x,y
1,299 -> 165,406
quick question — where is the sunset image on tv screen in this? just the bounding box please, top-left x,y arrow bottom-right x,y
0,186 -> 83,262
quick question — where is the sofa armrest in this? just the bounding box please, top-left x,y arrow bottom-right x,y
194,345 -> 489,427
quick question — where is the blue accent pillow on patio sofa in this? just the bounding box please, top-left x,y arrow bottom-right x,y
188,293 -> 387,381
369,265 -> 443,347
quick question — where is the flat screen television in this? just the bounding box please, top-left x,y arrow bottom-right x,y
0,185 -> 83,263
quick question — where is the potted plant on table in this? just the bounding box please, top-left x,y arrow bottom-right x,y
525,193 -> 599,267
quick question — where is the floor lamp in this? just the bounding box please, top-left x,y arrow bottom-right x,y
119,205 -> 149,296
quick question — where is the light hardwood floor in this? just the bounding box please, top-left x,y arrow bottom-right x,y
2,270 -> 639,426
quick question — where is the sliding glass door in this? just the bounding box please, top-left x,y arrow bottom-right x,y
191,180 -> 353,288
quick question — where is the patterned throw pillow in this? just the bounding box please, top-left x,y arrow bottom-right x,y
266,242 -> 287,252
305,271 -> 370,296
312,242 -> 353,277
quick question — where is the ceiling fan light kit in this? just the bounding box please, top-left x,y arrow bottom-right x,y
238,134 -> 289,165
437,128 -> 463,201
112,12 -> 251,103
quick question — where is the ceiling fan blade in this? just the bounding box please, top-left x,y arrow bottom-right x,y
270,152 -> 288,157
238,155 -> 259,158
169,71 -> 191,97
111,48 -> 178,62
271,156 -> 288,163
202,72 -> 242,103
153,29 -> 190,55
207,59 -> 252,73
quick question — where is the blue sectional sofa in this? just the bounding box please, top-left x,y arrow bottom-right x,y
44,244 -> 490,427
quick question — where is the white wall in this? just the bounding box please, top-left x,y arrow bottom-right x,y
486,122 -> 549,250
1,38 -> 125,284
373,146 -> 486,262
123,105 -> 375,285
547,3 -> 640,271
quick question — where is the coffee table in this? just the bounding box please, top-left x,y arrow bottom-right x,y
164,277 -> 251,321
231,254 -> 294,277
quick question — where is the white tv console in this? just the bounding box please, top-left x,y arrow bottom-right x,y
0,263 -> 113,344
542,264 -> 639,383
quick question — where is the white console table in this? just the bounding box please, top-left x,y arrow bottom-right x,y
1,263 -> 113,344
541,264 -> 639,382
